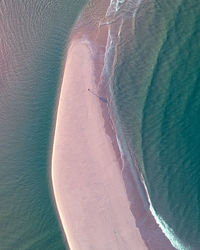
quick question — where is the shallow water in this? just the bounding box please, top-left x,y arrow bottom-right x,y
0,1 -> 87,249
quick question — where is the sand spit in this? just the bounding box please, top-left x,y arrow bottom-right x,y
51,0 -> 176,249
51,41 -> 147,250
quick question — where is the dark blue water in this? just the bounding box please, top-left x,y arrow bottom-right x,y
113,0 -> 200,249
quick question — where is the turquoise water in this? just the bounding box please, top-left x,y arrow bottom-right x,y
113,0 -> 200,249
0,1 -> 87,249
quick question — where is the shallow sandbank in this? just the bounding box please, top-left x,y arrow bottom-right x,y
51,40 -> 147,250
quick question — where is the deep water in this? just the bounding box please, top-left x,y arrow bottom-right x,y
113,0 -> 200,249
0,1 -> 87,249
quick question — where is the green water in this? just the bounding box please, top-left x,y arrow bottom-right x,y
113,0 -> 200,249
1,0 -> 200,249
0,1 -> 87,249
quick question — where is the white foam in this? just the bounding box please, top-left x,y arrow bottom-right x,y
110,95 -> 188,250
104,0 -> 188,248
142,181 -> 189,250
106,0 -> 117,17
116,0 -> 126,12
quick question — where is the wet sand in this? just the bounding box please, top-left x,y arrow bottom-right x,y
51,1 -> 176,249
51,40 -> 148,250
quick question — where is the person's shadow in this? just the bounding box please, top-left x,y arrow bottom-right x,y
88,89 -> 107,103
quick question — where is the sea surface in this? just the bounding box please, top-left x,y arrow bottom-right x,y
0,1 -> 87,249
1,0 -> 200,250
113,0 -> 200,249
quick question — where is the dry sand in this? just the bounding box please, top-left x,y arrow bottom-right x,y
51,40 -> 147,250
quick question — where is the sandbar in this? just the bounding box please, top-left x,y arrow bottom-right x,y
51,40 -> 147,250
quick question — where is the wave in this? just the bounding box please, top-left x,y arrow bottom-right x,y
143,179 -> 189,250
102,0 -> 190,249
111,86 -> 188,250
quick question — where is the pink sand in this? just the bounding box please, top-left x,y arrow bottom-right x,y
51,41 -> 147,250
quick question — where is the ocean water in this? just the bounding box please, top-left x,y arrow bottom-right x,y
0,1 -> 87,249
113,0 -> 200,249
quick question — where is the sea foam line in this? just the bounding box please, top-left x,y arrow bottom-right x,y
116,0 -> 127,12
143,182 -> 189,250
109,77 -> 187,250
113,106 -> 189,250
103,1 -> 188,247
111,91 -> 188,250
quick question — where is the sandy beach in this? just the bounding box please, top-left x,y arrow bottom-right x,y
51,40 -> 148,250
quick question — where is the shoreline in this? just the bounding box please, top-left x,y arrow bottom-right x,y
51,0 -> 177,249
51,38 -> 148,249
